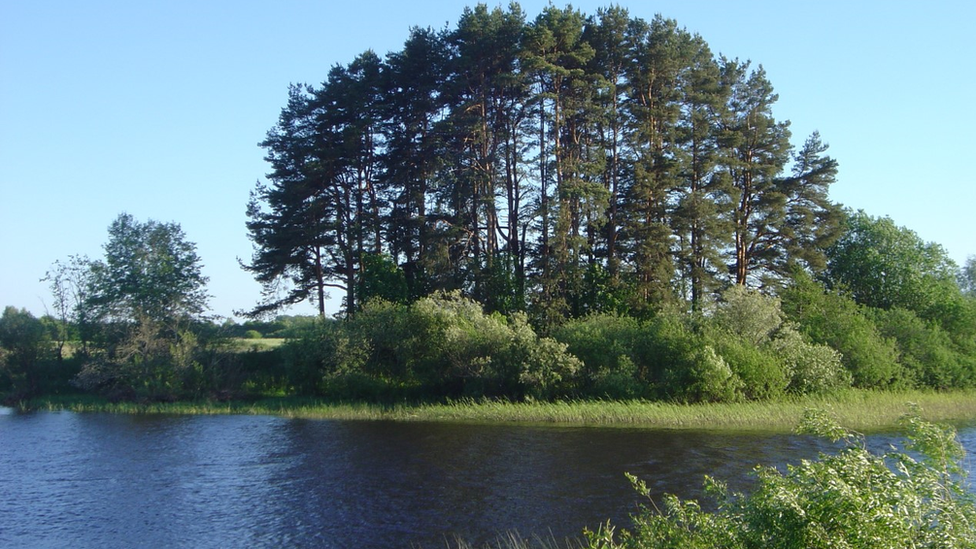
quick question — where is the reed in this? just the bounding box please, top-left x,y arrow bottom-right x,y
27,389 -> 976,431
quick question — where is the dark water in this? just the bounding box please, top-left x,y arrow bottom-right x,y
0,409 -> 973,548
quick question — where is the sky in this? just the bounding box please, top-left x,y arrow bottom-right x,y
2,0 -> 974,320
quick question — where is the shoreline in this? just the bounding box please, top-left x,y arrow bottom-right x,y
20,389 -> 976,432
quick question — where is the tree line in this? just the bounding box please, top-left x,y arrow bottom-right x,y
4,4 -> 976,405
243,3 -> 841,321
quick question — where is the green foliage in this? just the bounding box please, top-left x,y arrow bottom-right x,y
961,256 -> 976,297
871,307 -> 975,389
86,213 -> 209,325
590,410 -> 976,548
706,331 -> 783,401
781,271 -> 904,389
243,329 -> 263,340
55,214 -> 218,401
0,307 -> 55,398
73,320 -> 212,401
710,285 -> 784,346
357,253 -> 409,306
684,345 -> 740,403
552,314 -> 645,399
767,326 -> 850,394
281,292 -> 580,401
826,210 -> 960,320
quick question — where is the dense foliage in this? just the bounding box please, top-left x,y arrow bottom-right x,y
5,5 -> 974,408
243,3 -> 841,319
584,410 -> 976,548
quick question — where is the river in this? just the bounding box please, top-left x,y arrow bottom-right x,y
0,409 -> 973,548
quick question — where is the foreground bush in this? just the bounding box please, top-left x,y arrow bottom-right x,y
585,409 -> 976,549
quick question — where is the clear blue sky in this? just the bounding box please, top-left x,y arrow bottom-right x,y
2,1 -> 973,320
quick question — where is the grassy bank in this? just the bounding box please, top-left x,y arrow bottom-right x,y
24,389 -> 976,432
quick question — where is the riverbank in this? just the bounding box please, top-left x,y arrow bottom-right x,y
23,389 -> 976,432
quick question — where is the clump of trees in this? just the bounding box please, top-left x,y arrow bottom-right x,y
0,307 -> 63,402
242,3 -> 842,320
4,5 -> 975,406
35,213 -> 228,402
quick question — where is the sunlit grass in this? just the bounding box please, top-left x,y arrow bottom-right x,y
227,337 -> 285,351
27,389 -> 976,432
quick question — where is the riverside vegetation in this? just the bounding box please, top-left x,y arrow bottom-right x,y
4,3 -> 976,546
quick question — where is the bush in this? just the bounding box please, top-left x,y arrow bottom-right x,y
283,292 -> 582,401
707,331 -> 784,401
871,307 -> 975,390
768,325 -> 850,395
0,306 -> 56,399
587,410 -> 976,549
552,314 -> 645,399
711,285 -> 784,346
781,271 -> 905,389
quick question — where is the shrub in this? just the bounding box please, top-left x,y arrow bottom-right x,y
587,410 -> 976,549
711,285 -> 784,346
552,314 -> 645,399
768,325 -> 850,395
871,307 -> 975,390
286,292 -> 582,401
781,271 -> 905,388
0,306 -> 56,399
708,331 -> 784,401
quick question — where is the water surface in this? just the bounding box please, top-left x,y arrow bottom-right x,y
0,411 -> 972,548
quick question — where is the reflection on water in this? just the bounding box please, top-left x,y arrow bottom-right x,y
0,412 -> 972,548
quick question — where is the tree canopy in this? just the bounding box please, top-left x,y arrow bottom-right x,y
244,3 -> 842,319
87,213 -> 210,326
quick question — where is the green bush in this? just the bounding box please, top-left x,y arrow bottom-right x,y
0,306 -> 58,399
768,325 -> 850,395
708,331 -> 784,401
587,410 -> 976,549
781,272 -> 904,388
282,292 -> 581,401
871,307 -> 975,390
552,314 -> 645,399
711,285 -> 784,346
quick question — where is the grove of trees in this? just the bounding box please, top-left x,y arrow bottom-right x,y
242,4 -> 841,322
4,4 -> 975,407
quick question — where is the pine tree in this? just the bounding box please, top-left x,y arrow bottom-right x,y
672,34 -> 730,311
717,60 -> 792,287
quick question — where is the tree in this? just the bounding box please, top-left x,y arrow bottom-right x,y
247,5 -> 843,327
43,255 -> 96,360
825,210 -> 959,317
0,307 -> 53,398
61,214 -> 211,400
777,132 -> 843,274
960,255 -> 976,297
381,26 -> 451,295
717,60 -> 793,287
671,33 -> 730,312
523,5 -> 603,320
245,53 -> 386,317
243,84 -> 332,317
86,213 -> 209,327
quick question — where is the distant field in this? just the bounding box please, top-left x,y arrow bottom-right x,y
229,337 -> 285,351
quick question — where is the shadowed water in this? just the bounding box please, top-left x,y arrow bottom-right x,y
0,410 -> 973,548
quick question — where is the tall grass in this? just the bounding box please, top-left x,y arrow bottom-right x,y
26,389 -> 976,431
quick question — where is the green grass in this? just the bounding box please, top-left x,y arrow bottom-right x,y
227,337 -> 285,351
25,389 -> 976,432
